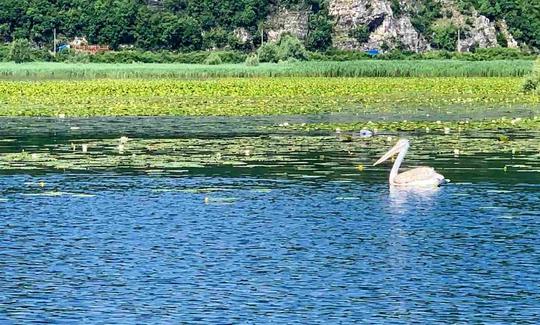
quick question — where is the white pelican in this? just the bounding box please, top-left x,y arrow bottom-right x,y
374,139 -> 446,187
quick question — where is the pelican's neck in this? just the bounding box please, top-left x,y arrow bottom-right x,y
389,144 -> 408,184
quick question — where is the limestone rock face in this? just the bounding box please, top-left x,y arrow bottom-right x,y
328,0 -> 430,52
435,1 -> 517,52
146,0 -> 521,53
498,20 -> 519,49
457,15 -> 498,51
266,8 -> 310,42
367,16 -> 430,52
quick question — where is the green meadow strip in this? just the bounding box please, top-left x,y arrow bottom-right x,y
0,60 -> 533,80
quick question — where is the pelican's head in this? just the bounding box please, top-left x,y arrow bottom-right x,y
373,138 -> 410,166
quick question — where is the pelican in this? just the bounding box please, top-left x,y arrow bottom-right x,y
374,139 -> 446,187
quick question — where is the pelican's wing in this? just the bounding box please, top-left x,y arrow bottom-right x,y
394,167 -> 438,184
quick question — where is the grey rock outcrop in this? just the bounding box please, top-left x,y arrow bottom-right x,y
497,20 -> 519,49
147,0 -> 522,53
457,15 -> 498,52
328,0 -> 430,52
266,8 -> 309,42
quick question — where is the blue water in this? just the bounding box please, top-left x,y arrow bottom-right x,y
1,117 -> 539,323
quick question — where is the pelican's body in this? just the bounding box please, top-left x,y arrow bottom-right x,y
374,139 -> 446,187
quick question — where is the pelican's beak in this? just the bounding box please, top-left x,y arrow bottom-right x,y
373,141 -> 404,166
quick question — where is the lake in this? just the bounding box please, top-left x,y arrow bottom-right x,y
1,116 -> 539,323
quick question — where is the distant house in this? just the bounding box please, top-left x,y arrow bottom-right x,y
70,37 -> 87,47
69,37 -> 109,54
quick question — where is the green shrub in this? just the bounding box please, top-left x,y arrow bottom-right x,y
277,35 -> 308,61
215,51 -> 246,64
245,54 -> 259,66
410,0 -> 442,36
0,45 -> 10,61
522,77 -> 539,92
169,52 -> 209,64
522,59 -> 540,93
86,50 -> 245,64
283,57 -> 299,64
471,47 -> 531,60
431,23 -> 458,51
308,49 -> 371,61
306,12 -> 333,51
33,48 -> 54,62
203,52 -> 223,65
55,49 -> 91,63
496,32 -> 507,47
379,49 -> 415,60
391,0 -> 402,16
66,53 -> 91,64
416,50 -> 451,60
202,27 -> 230,49
349,25 -> 370,44
257,42 -> 280,63
9,39 -> 33,63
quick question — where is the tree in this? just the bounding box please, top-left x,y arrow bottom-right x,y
431,22 -> 458,51
0,0 -> 537,52
306,12 -> 333,51
203,27 -> 231,49
203,52 -> 222,65
257,42 -> 279,62
349,25 -> 370,44
411,0 -> 442,37
9,39 -> 33,63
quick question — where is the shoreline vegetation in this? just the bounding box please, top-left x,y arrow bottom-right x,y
0,77 -> 537,117
2,45 -> 537,65
0,60 -> 534,80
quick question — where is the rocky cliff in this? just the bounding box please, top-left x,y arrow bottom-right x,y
265,0 -> 521,52
329,0 -> 430,52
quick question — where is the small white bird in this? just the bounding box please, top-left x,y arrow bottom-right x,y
355,129 -> 373,138
374,139 -> 446,187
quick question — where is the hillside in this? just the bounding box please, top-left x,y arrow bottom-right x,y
0,0 -> 538,53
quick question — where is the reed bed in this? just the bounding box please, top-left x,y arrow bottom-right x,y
0,60 -> 533,80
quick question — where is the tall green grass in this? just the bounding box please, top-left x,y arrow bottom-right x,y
0,60 -> 533,80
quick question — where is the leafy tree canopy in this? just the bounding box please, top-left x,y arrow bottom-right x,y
0,0 -> 537,51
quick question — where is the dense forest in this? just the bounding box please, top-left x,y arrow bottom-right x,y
0,0 -> 538,52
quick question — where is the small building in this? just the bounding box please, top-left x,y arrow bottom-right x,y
366,49 -> 380,57
69,37 -> 109,54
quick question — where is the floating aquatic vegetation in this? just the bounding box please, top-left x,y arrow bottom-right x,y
0,77 -> 537,117
285,117 -> 540,133
0,122 -> 538,184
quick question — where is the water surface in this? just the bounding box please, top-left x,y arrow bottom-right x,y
1,116 -> 539,323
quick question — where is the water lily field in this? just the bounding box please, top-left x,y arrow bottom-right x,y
0,77 -> 538,117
